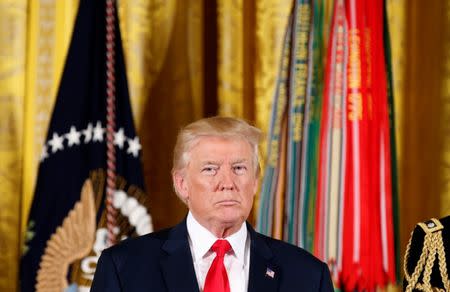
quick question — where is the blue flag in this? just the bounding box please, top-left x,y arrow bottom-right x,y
20,0 -> 152,290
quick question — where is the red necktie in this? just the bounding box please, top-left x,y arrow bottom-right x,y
203,239 -> 232,292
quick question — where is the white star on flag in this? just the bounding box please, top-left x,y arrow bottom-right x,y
40,145 -> 49,161
48,132 -> 64,153
93,121 -> 105,142
65,126 -> 81,147
83,123 -> 93,143
127,136 -> 141,157
114,128 -> 126,149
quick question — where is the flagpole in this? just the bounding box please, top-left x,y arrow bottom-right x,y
105,0 -> 117,246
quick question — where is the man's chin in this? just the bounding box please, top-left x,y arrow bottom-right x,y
215,211 -> 245,226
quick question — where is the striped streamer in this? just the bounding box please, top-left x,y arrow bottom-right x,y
285,0 -> 312,247
383,1 -> 401,281
316,0 -> 347,277
298,0 -> 325,252
256,15 -> 292,237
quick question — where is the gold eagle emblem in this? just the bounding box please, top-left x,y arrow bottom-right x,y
35,179 -> 96,292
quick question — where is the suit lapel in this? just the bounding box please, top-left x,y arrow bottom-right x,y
247,223 -> 279,292
160,220 -> 200,292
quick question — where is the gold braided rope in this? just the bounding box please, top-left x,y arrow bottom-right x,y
422,233 -> 437,291
404,218 -> 449,292
436,231 -> 450,291
404,231 -> 431,291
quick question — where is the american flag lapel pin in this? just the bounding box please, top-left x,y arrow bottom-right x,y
265,267 -> 275,279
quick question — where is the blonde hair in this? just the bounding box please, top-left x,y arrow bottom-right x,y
172,116 -> 263,176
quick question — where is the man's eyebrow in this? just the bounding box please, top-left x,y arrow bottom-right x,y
232,159 -> 248,164
201,160 -> 221,165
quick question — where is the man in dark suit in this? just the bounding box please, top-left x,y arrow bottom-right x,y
91,116 -> 334,291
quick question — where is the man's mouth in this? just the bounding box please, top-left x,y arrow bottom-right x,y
216,200 -> 239,206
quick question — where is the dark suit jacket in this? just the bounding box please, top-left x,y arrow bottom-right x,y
91,220 -> 334,291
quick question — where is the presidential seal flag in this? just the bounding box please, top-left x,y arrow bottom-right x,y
20,0 -> 153,291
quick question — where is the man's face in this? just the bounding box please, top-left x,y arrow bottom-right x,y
174,136 -> 258,232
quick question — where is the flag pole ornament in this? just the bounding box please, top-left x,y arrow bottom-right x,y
19,0 -> 153,291
403,217 -> 450,292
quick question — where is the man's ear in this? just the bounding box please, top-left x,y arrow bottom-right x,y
252,176 -> 259,196
173,171 -> 189,202
252,167 -> 260,196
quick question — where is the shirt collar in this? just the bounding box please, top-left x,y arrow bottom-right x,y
186,211 -> 247,265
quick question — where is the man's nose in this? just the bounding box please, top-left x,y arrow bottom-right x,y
219,169 -> 235,191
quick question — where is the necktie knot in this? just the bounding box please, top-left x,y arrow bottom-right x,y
211,239 -> 231,258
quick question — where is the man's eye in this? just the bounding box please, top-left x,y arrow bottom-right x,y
233,165 -> 247,175
202,167 -> 217,175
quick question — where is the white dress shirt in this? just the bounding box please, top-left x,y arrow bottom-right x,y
186,212 -> 250,292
